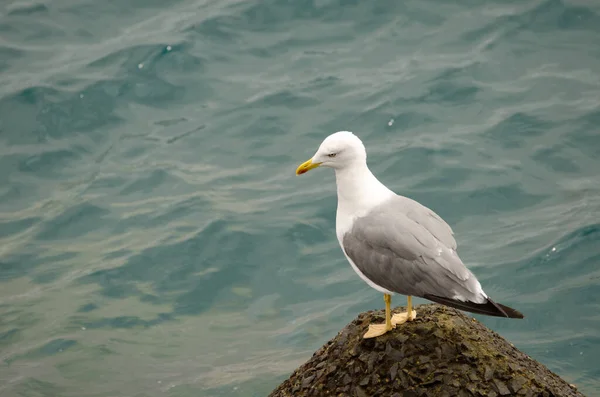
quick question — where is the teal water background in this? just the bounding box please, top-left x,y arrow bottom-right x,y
1,0 -> 600,396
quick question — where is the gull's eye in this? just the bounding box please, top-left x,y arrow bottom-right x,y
328,153 -> 337,158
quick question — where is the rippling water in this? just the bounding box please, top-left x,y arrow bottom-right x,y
1,0 -> 599,396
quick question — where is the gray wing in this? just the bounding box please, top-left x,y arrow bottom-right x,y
342,196 -> 484,302
400,196 -> 457,250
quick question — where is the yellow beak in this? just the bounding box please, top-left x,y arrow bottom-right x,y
296,158 -> 322,175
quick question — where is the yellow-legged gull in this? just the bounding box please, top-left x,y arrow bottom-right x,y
296,131 -> 523,339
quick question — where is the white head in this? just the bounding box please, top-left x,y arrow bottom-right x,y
296,131 -> 367,175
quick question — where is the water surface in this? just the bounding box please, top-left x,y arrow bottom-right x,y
1,0 -> 600,396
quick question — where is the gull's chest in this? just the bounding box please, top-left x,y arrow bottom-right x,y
335,214 -> 353,246
335,205 -> 368,246
333,171 -> 395,246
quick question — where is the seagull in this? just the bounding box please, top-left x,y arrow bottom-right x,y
296,131 -> 523,338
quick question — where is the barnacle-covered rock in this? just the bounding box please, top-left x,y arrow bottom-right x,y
269,304 -> 584,397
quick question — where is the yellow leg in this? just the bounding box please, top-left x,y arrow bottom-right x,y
391,295 -> 417,326
385,293 -> 392,329
363,294 -> 394,339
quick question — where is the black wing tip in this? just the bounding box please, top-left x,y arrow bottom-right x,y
493,300 -> 525,319
424,294 -> 525,319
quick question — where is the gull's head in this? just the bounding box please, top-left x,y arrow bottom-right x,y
296,131 -> 367,175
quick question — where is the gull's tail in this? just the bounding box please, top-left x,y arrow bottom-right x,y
423,294 -> 524,319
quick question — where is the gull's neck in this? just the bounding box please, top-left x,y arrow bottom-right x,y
334,162 -> 394,222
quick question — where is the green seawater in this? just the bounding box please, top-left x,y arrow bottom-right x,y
1,0 -> 599,396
